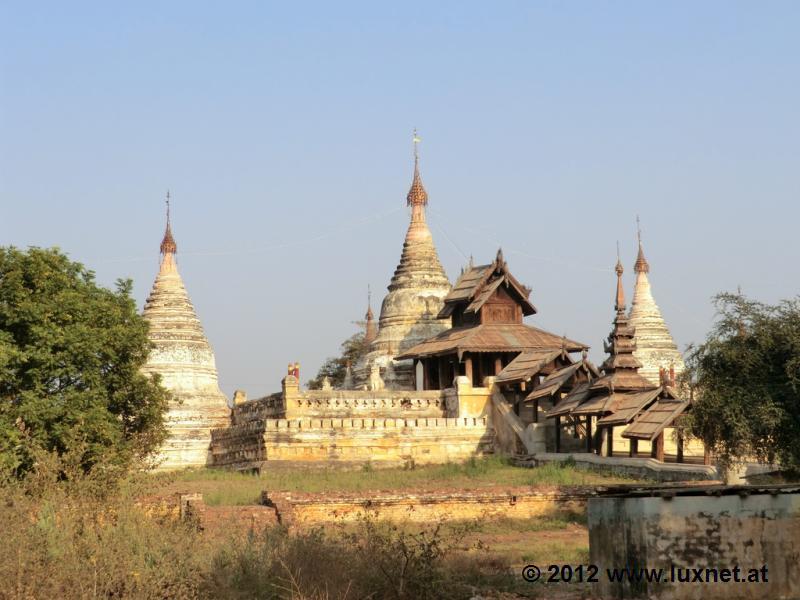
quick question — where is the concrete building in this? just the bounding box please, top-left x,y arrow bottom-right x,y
589,484 -> 800,599
141,199 -> 230,469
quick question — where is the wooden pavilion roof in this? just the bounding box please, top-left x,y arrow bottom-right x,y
493,349 -> 565,385
597,388 -> 663,427
396,323 -> 587,361
439,249 -> 536,318
525,360 -> 600,401
589,370 -> 655,393
622,399 -> 690,441
546,382 -> 593,417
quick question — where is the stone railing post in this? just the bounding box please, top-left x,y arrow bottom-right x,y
282,375 -> 301,419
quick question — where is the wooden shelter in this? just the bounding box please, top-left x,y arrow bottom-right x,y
544,256 -> 695,462
397,249 -> 587,391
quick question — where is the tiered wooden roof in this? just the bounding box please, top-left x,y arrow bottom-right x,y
439,250 -> 536,318
544,256 -> 690,443
397,249 -> 586,361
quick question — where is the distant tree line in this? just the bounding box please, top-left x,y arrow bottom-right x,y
306,331 -> 368,389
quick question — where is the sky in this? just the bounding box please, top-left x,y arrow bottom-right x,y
2,2 -> 799,398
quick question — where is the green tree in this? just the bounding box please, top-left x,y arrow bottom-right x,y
307,332 -> 368,389
686,292 -> 800,472
0,247 -> 169,478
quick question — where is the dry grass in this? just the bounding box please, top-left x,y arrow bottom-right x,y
0,456 -> 617,599
150,456 -> 637,506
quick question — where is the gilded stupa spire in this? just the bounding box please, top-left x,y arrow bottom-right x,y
406,129 -> 429,211
160,191 -> 177,256
365,285 -> 377,345
358,131 -> 451,387
615,242 -> 625,313
634,215 -> 649,274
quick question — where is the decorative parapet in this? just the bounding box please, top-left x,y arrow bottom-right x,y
285,389 -> 447,419
232,393 -> 285,425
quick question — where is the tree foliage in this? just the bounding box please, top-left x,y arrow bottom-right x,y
686,292 -> 800,471
0,247 -> 169,478
307,332 -> 368,389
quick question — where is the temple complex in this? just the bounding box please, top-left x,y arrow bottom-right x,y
357,137 -> 452,388
398,248 -> 586,391
543,255 -> 702,463
628,223 -> 686,385
141,198 -> 231,470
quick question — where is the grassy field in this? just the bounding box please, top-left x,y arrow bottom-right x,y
149,456 -> 637,506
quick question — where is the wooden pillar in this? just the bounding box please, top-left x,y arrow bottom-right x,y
437,358 -> 447,391
651,434 -> 664,462
606,427 -> 614,457
586,416 -> 593,452
555,416 -> 561,453
629,438 -> 638,458
464,355 -> 473,386
494,356 -> 503,376
676,431 -> 684,464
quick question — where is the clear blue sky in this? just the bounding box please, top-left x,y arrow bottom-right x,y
2,2 -> 798,397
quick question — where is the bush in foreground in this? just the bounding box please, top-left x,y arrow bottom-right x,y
1,465 -> 516,600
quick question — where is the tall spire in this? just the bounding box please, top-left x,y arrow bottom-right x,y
615,242 -> 625,312
406,129 -> 429,212
629,218 -> 685,385
364,285 -> 377,345
358,132 -> 451,387
634,215 -> 649,274
160,191 -> 177,256
599,255 -> 649,389
142,197 -> 230,470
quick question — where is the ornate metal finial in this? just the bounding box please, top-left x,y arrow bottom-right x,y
634,216 -> 650,274
160,190 -> 177,255
614,245 -> 625,312
636,214 -> 642,245
364,284 -> 377,344
406,129 -> 428,207
365,284 -> 374,320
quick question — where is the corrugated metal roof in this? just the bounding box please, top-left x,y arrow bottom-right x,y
594,483 -> 799,498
